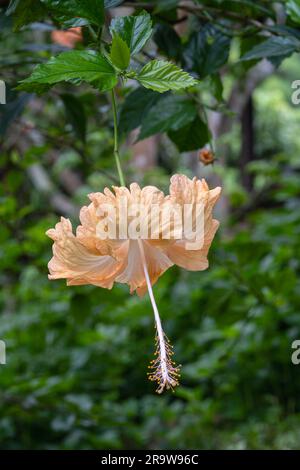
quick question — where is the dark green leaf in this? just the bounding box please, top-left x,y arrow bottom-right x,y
184,25 -> 231,79
210,74 -> 223,102
241,36 -> 300,61
119,87 -> 163,134
110,34 -> 130,71
137,60 -> 198,93
60,93 -> 87,142
154,23 -> 181,61
139,95 -> 197,140
18,51 -> 118,93
168,115 -> 210,152
41,0 -> 104,27
110,11 -> 152,55
6,0 -> 47,31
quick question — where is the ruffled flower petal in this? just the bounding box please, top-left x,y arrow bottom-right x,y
46,217 -> 123,288
166,174 -> 221,271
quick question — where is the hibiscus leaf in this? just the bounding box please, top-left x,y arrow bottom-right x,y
7,0 -> 117,29
6,0 -> 47,31
40,0 -> 105,27
110,11 -> 152,55
183,25 -> 230,79
154,23 -> 182,61
137,60 -> 198,93
119,87 -> 163,134
168,116 -> 210,152
17,51 -> 118,93
138,95 -> 197,140
241,36 -> 300,61
110,34 -> 130,71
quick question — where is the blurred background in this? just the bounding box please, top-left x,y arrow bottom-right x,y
1,0 -> 300,450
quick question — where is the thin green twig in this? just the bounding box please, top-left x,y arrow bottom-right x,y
111,89 -> 126,187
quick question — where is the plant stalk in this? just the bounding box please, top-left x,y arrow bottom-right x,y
111,89 -> 126,187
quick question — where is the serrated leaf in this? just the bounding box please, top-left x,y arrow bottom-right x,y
168,115 -> 210,152
137,60 -> 198,93
110,34 -> 130,70
41,0 -> 104,26
110,11 -> 152,55
119,88 -> 163,134
139,95 -> 197,140
241,36 -> 300,61
18,51 -> 118,93
184,25 -> 230,79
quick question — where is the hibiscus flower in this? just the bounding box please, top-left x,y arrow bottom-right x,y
47,174 -> 221,393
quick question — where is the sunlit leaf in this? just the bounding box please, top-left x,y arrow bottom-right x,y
18,51 -> 118,93
137,60 -> 198,93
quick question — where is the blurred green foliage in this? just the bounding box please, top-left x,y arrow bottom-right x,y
1,1 -> 300,451
1,155 -> 300,449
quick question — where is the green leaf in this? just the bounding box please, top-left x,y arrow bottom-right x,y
209,74 -> 223,102
137,60 -> 198,93
184,25 -> 231,79
60,93 -> 87,142
119,87 -> 163,134
241,37 -> 300,61
154,23 -> 182,61
110,11 -> 152,55
168,115 -> 210,152
139,95 -> 197,140
18,51 -> 118,93
286,0 -> 300,24
41,0 -> 104,26
110,34 -> 130,70
6,0 -> 47,31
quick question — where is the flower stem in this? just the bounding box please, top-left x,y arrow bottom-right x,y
111,89 -> 126,187
137,239 -> 181,393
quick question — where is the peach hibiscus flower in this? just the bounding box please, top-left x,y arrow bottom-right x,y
47,174 -> 221,393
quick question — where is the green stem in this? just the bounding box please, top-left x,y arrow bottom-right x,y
111,89 -> 126,187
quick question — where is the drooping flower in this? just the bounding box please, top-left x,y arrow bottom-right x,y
46,174 -> 221,393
